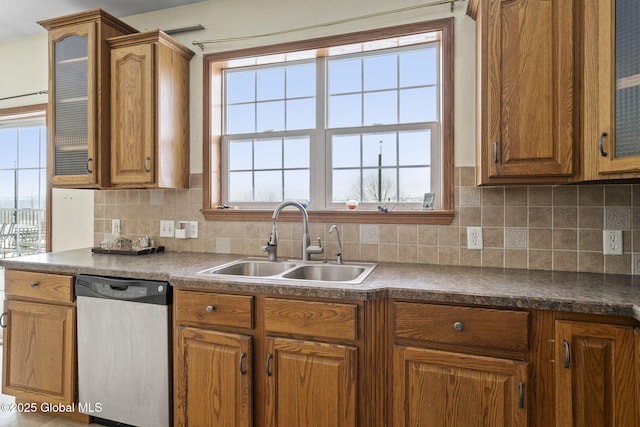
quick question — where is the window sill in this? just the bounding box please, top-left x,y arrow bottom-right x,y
202,208 -> 455,225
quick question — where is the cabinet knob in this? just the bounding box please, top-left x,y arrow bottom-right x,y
144,156 -> 151,173
87,158 -> 93,173
492,141 -> 498,163
206,305 -> 215,313
453,321 -> 463,331
562,340 -> 570,368
29,282 -> 38,288
239,352 -> 247,375
0,312 -> 6,328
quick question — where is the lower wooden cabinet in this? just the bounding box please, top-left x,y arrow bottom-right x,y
393,346 -> 528,427
265,337 -> 357,427
174,326 -> 252,427
2,270 -> 76,404
173,289 -> 364,427
555,320 -> 638,427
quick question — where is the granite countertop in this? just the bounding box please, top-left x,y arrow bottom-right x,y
1,248 -> 640,321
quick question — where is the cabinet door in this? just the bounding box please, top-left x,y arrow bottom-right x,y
393,346 -> 528,427
110,43 -> 155,185
265,337 -> 357,427
174,326 -> 252,427
2,300 -> 75,404
49,23 -> 97,186
582,0 -> 640,176
555,320 -> 637,427
478,0 -> 574,183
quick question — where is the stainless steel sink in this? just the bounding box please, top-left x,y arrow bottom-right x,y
200,260 -> 296,277
282,264 -> 369,282
199,259 -> 376,284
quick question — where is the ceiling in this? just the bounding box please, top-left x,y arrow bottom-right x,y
0,0 -> 206,42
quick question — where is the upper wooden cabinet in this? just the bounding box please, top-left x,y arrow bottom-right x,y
108,31 -> 194,188
470,0 -> 576,185
39,9 -> 137,188
579,0 -> 640,179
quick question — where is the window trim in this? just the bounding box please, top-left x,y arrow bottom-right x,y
202,18 -> 454,224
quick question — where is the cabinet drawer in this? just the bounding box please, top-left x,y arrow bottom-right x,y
265,298 -> 358,342
175,290 -> 254,329
5,270 -> 74,303
394,302 -> 529,352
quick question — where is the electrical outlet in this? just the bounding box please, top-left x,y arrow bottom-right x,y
467,226 -> 483,250
188,221 -> 198,239
603,230 -> 623,255
111,219 -> 121,235
160,220 -> 175,238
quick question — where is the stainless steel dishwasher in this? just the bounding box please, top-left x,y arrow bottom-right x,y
75,274 -> 171,427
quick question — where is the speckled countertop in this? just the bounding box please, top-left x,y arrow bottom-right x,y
1,248 -> 640,321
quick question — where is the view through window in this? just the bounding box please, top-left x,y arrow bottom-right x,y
220,30 -> 445,211
0,111 -> 47,258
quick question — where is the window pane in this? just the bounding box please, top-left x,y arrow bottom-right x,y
254,138 -> 282,169
287,63 -> 315,98
257,67 -> 284,101
227,70 -> 255,103
328,58 -> 361,94
255,171 -> 282,202
363,133 -> 397,167
399,167 -> 430,202
284,170 -> 310,201
0,129 -> 17,169
229,172 -> 252,201
0,170 -> 14,208
40,127 -> 47,168
333,169 -> 360,202
364,91 -> 397,125
229,140 -> 252,170
286,98 -> 315,130
400,48 -> 437,87
399,130 -> 430,166
227,103 -> 255,134
363,168 -> 396,202
400,87 -> 437,123
332,135 -> 360,168
18,169 -> 40,209
364,54 -> 397,91
284,137 -> 309,168
257,101 -> 284,132
328,94 -> 361,128
39,169 -> 47,209
18,127 -> 41,168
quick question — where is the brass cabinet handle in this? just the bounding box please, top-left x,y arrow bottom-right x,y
266,353 -> 273,377
239,352 -> 247,375
144,156 -> 151,173
598,132 -> 608,157
0,312 -> 6,328
492,141 -> 498,163
87,158 -> 93,173
563,340 -> 570,368
29,282 -> 38,288
453,321 -> 463,331
518,382 -> 525,409
206,305 -> 215,313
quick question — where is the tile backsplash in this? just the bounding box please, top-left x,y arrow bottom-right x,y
94,168 -> 640,275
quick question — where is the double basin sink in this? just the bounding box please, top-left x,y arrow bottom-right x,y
199,258 -> 376,284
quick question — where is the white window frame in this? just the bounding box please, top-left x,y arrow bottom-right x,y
221,42 -> 442,210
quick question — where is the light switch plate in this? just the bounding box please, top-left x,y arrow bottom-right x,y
603,230 -> 623,255
160,220 -> 175,238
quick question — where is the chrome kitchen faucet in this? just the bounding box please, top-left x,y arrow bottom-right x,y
262,201 -> 323,261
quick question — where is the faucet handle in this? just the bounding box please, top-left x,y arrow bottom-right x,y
306,237 -> 324,255
317,237 -> 322,248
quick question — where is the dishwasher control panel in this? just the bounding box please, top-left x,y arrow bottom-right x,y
75,275 -> 170,305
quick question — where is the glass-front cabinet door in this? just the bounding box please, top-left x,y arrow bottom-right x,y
586,0 -> 640,176
48,23 -> 96,186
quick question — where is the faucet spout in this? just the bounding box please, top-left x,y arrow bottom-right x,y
269,201 -> 322,261
329,225 -> 343,264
